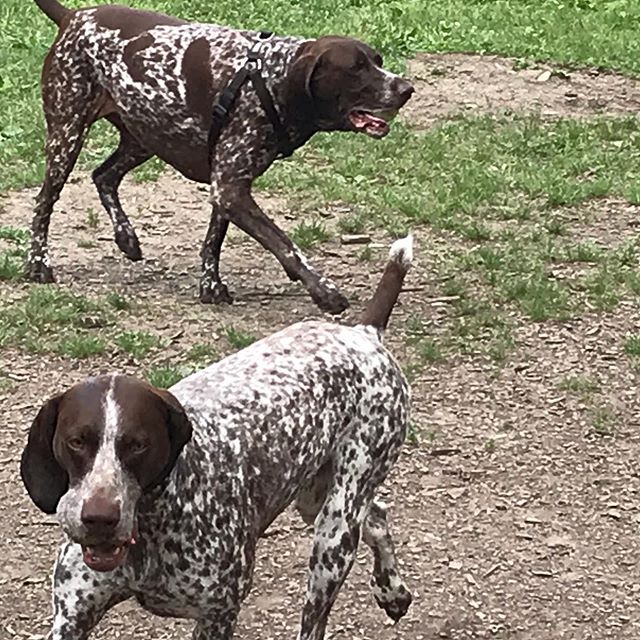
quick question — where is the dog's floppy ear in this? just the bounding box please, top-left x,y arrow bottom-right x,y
147,386 -> 192,489
288,39 -> 328,101
20,394 -> 68,514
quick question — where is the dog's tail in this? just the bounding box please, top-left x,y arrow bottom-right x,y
360,234 -> 413,334
34,0 -> 69,26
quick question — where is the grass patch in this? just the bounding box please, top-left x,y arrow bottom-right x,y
266,115 -> 640,338
85,209 -> 100,229
337,212 -> 368,235
114,330 -> 161,359
262,117 -> 640,234
105,291 -> 130,311
559,375 -> 599,394
290,220 -> 330,250
0,286 -> 112,357
146,365 -> 187,389
0,225 -> 29,281
406,316 -> 444,361
131,156 -> 166,183
223,325 -> 256,350
0,373 -> 14,393
623,334 -> 640,357
406,422 -> 420,446
186,342 -> 219,364
416,338 -> 443,364
56,333 -> 106,358
591,407 -> 615,437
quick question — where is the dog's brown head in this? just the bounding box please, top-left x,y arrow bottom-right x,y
288,36 -> 414,137
20,374 -> 192,572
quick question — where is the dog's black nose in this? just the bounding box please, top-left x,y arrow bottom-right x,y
81,495 -> 121,533
395,78 -> 415,103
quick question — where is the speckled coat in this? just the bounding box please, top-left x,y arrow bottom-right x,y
28,0 -> 414,313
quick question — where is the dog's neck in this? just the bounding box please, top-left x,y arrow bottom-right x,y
256,38 -> 325,145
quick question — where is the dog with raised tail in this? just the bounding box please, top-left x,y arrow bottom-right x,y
21,235 -> 414,640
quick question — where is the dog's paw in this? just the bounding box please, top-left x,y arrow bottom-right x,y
311,286 -> 349,315
200,281 -> 233,305
374,585 -> 412,623
115,228 -> 143,262
27,258 -> 55,284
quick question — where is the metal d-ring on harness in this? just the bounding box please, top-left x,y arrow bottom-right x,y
207,31 -> 295,163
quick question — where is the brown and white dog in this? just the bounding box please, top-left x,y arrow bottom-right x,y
29,0 -> 414,313
21,236 -> 414,639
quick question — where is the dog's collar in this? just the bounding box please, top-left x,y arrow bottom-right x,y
207,31 -> 295,164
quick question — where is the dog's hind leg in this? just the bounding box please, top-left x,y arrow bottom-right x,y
363,501 -> 412,622
92,116 -> 153,261
199,211 -> 232,304
296,419 -> 406,640
28,73 -> 98,283
296,470 -> 412,625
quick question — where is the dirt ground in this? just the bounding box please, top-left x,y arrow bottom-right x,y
1,54 -> 640,640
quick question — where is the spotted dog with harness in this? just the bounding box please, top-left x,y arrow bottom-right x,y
21,236 -> 414,640
28,0 -> 414,313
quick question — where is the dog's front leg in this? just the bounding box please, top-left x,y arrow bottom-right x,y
192,609 -> 240,640
207,180 -> 349,314
48,542 -> 131,640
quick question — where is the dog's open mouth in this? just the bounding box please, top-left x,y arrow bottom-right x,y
348,109 -> 397,138
82,543 -> 129,572
81,530 -> 137,572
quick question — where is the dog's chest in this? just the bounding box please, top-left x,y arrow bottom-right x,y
131,522 -> 253,617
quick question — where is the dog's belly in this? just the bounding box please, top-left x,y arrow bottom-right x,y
119,110 -> 212,183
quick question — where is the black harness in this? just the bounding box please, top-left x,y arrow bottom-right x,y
207,31 -> 295,163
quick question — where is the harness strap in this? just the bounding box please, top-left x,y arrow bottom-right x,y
207,31 -> 294,165
207,66 -> 250,154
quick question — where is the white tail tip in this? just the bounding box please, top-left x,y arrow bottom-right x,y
389,234 -> 413,269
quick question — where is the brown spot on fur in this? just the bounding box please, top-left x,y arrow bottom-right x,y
183,37 -> 214,124
123,33 -> 156,83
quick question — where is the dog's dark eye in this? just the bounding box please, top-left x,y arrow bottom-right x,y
128,440 -> 148,456
67,436 -> 85,452
374,53 -> 383,67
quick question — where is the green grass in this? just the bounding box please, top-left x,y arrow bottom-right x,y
3,0 -> 640,191
146,365 -> 187,389
56,333 -> 106,358
559,374 -> 599,394
592,406 -> 615,437
623,335 -> 640,357
290,220 -> 331,250
145,344 -> 219,390
337,212 -> 368,235
0,225 -> 29,281
85,209 -> 100,229
186,342 -> 219,364
114,330 -> 161,359
0,286 -> 112,356
261,115 -> 640,332
223,325 -> 257,350
105,291 -> 131,311
264,117 -> 640,231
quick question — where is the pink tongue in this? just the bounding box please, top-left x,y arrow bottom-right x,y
352,112 -> 386,130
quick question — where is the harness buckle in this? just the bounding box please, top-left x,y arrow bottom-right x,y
246,48 -> 263,72
211,103 -> 228,121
